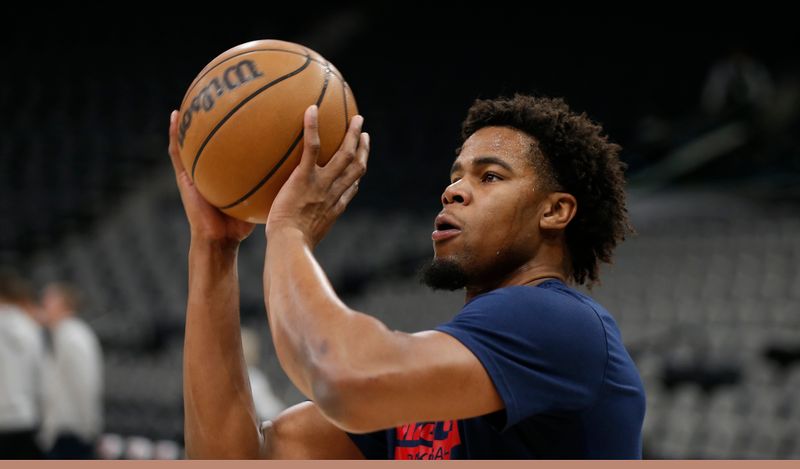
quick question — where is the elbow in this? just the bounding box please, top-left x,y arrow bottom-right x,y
309,365 -> 378,434
184,420 -> 267,459
306,310 -> 398,433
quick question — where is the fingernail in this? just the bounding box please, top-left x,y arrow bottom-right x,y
170,111 -> 177,124
309,105 -> 318,117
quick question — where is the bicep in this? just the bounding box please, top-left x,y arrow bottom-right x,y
263,401 -> 365,459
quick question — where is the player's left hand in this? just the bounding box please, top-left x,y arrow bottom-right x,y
265,105 -> 369,247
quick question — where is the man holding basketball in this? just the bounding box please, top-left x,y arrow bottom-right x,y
171,94 -> 645,459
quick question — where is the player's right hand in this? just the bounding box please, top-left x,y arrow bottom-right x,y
168,110 -> 255,244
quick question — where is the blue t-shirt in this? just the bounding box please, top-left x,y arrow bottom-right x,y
347,279 -> 645,459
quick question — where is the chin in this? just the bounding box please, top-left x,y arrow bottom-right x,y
433,242 -> 463,259
433,251 -> 459,264
419,255 -> 470,291
434,249 -> 477,273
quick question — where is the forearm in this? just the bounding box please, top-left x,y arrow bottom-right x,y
183,240 -> 264,459
264,228 -> 342,399
264,229 -> 389,407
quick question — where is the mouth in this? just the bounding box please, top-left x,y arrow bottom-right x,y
432,214 -> 462,242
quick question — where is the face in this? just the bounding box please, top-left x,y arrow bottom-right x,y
426,126 -> 550,289
41,285 -> 70,321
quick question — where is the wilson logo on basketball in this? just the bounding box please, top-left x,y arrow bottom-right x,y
178,59 -> 265,147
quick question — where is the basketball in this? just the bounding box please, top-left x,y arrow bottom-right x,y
176,39 -> 358,223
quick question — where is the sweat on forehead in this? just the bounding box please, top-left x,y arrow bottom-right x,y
461,126 -> 537,152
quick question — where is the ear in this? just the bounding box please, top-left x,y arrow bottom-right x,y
539,192 -> 577,231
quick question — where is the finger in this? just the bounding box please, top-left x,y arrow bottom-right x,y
357,132 -> 370,172
331,178 -> 361,216
329,132 -> 369,198
300,105 -> 321,171
168,110 -> 186,177
330,166 -> 366,206
323,115 -> 364,178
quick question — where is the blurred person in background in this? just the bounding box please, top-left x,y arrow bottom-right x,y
241,327 -> 285,422
0,269 -> 45,459
38,282 -> 103,459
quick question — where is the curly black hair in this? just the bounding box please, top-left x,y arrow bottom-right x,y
459,94 -> 633,287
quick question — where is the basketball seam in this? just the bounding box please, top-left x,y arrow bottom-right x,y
190,55 -> 313,180
180,48 -> 343,111
218,67 -> 332,210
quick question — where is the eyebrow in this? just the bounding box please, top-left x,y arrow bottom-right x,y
450,156 -> 515,178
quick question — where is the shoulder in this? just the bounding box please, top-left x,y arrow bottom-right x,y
58,317 -> 95,338
0,312 -> 45,362
459,281 -> 604,333
435,281 -> 613,422
443,282 -> 610,374
442,280 -> 608,355
55,318 -> 101,352
1,306 -> 42,342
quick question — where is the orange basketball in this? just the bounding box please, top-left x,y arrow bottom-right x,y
177,39 -> 358,223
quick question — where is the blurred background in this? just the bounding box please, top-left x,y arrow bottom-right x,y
1,10 -> 799,459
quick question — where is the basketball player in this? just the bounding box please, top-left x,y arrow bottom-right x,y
170,94 -> 645,459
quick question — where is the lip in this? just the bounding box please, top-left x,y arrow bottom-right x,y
432,212 -> 462,242
431,228 -> 461,241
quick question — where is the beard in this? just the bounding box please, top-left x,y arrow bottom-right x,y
418,257 -> 470,291
418,244 -> 534,293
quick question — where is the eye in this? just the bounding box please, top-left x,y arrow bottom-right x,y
482,172 -> 502,182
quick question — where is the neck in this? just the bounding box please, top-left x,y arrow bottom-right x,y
48,310 -> 73,327
464,262 -> 567,302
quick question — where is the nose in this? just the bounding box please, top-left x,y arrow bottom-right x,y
441,180 -> 471,206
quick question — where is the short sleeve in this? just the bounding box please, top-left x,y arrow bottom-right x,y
434,286 -> 608,431
346,429 -> 389,459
